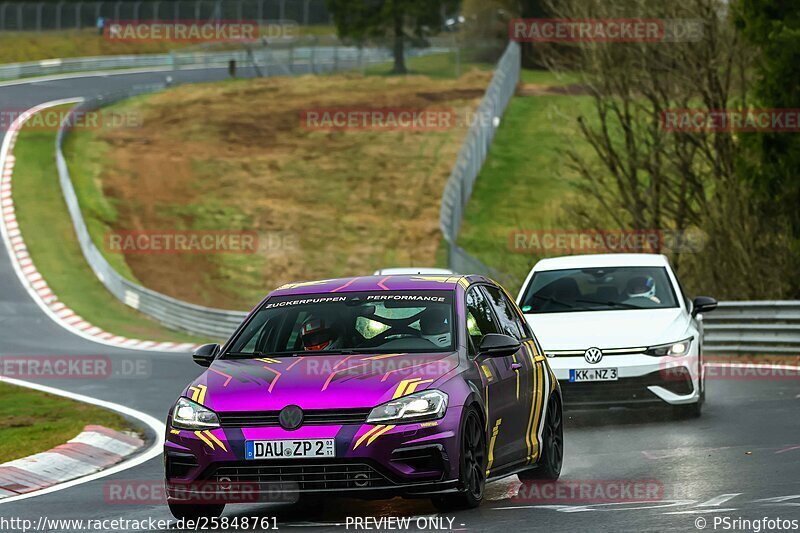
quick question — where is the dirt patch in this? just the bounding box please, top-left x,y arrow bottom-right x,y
516,83 -> 589,96
89,71 -> 491,309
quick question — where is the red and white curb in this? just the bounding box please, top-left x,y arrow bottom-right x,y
0,376 -> 164,505
0,425 -> 144,499
0,100 -> 198,353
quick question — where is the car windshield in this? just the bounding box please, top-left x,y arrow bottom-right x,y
225,290 -> 455,356
520,266 -> 679,314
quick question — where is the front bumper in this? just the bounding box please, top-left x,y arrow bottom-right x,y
547,353 -> 700,407
164,405 -> 464,502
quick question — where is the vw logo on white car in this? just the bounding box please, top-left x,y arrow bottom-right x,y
584,347 -> 603,364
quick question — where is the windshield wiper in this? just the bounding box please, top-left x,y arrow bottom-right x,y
531,295 -> 575,308
573,298 -> 641,309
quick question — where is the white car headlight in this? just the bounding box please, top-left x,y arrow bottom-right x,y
366,390 -> 448,424
647,337 -> 692,357
172,397 -> 220,429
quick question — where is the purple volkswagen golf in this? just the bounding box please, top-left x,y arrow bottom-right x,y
164,275 -> 563,518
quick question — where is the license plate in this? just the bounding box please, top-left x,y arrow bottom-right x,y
245,439 -> 335,460
569,368 -> 618,382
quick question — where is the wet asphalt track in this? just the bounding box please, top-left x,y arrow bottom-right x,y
1,68 -> 799,532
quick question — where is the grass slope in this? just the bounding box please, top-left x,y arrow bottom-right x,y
0,381 -> 136,463
11,109 -> 212,343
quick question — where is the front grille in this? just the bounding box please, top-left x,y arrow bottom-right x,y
560,370 -> 694,405
208,460 -> 392,490
546,347 -> 648,358
218,408 -> 371,428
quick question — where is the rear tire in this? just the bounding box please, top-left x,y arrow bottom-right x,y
431,408 -> 486,511
518,395 -> 563,481
167,501 -> 225,521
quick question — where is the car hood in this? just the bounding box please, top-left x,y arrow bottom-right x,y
524,308 -> 690,351
183,352 -> 460,412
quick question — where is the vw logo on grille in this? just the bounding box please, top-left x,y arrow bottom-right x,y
279,405 -> 304,430
584,347 -> 603,364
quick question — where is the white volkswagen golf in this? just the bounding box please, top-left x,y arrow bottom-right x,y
516,254 -> 717,416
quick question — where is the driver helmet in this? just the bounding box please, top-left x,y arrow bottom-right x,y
419,307 -> 451,348
625,275 -> 658,301
301,316 -> 342,351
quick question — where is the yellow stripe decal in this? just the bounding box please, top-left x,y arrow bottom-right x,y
205,431 -> 228,452
404,379 -> 433,395
530,362 -> 545,462
366,424 -> 395,445
523,341 -> 537,462
512,354 -> 520,400
169,429 -> 181,435
353,425 -> 383,450
392,378 -> 421,399
194,430 -> 215,450
486,418 -> 502,476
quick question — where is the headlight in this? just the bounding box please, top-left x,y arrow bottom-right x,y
366,390 -> 448,424
172,397 -> 220,429
647,337 -> 692,357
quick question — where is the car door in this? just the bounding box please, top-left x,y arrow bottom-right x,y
481,284 -> 541,466
465,285 -> 522,473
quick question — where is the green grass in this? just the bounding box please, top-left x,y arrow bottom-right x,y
457,69 -> 596,291
11,108 -> 213,343
0,26 -> 337,65
0,381 -> 137,462
365,51 -> 494,79
520,69 -> 581,85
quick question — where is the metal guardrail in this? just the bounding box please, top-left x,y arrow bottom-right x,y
0,44 -> 411,81
0,0 -> 331,31
702,301 -> 800,355
51,44 -> 445,339
438,41 -> 520,283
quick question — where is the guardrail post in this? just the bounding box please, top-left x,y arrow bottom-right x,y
36,2 -> 43,31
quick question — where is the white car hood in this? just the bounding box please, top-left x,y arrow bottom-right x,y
524,308 -> 690,351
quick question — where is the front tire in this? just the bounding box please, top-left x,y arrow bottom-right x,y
518,395 -> 563,481
432,408 -> 486,511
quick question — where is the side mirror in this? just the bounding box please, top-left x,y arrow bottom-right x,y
479,333 -> 521,357
691,296 -> 718,317
192,343 -> 220,367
